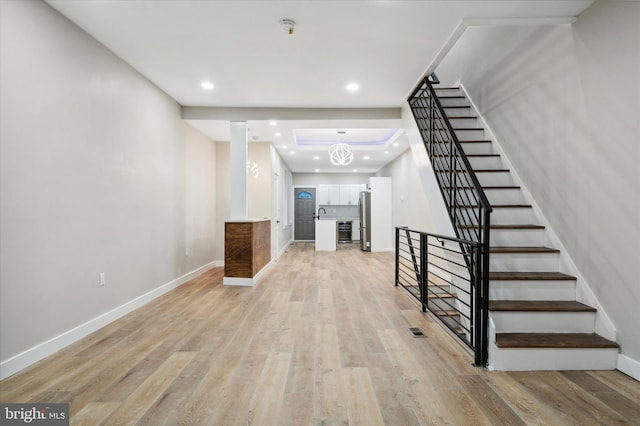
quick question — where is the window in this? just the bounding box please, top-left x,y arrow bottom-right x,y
297,191 -> 313,199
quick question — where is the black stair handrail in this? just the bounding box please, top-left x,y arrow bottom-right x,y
406,75 -> 492,366
395,227 -> 486,366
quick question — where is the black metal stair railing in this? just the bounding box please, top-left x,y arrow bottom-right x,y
404,75 -> 492,366
395,227 -> 484,366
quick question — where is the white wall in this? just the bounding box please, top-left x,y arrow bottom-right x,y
248,142 -> 272,219
0,0 -> 218,376
435,0 -> 640,362
378,113 -> 456,239
293,173 -> 373,185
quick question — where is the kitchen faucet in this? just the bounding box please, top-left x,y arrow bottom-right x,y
317,207 -> 327,220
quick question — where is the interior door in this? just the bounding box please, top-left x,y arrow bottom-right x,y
294,188 -> 316,241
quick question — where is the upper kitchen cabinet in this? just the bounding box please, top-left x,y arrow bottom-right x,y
318,184 -> 341,205
319,184 -> 366,205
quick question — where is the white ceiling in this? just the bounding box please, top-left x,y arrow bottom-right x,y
46,0 -> 593,173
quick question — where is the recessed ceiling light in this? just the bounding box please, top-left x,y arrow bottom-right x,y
384,151 -> 389,154
281,145 -> 288,149
346,83 -> 359,92
315,169 -> 320,172
363,156 -> 370,160
313,156 -> 320,160
275,132 -> 281,137
201,81 -> 214,90
353,169 -> 358,172
290,151 -> 295,155
269,121 -> 277,126
393,142 -> 399,147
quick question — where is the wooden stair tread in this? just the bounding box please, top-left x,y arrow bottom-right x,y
489,300 -> 596,312
459,224 -> 544,230
431,309 -> 459,317
455,204 -> 532,209
437,95 -> 466,99
489,271 -> 576,281
444,185 -> 520,190
446,116 -> 477,120
455,169 -> 510,173
490,246 -> 560,254
427,293 -> 455,299
433,154 -> 499,157
454,128 -> 484,131
458,139 -> 491,143
496,333 -> 618,349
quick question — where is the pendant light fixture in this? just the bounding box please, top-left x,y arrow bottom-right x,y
329,143 -> 354,166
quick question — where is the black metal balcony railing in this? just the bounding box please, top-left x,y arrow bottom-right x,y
403,75 -> 492,366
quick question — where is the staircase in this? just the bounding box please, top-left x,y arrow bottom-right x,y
413,84 -> 619,371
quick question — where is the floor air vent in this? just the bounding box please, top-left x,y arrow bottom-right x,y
409,327 -> 426,337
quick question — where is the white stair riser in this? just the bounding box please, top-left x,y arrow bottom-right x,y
491,207 -> 536,224
484,188 -> 523,205
490,228 -> 546,246
449,118 -> 479,128
443,107 -> 476,117
439,98 -> 470,107
474,172 -> 514,187
434,88 -> 463,96
490,347 -> 618,371
489,280 -> 576,301
459,142 -> 493,155
491,311 -> 595,333
468,156 -> 504,169
490,252 -> 560,272
455,129 -> 486,141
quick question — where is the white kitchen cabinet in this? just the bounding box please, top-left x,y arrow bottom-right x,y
352,219 -> 361,241
319,183 -> 367,205
318,184 -> 330,205
318,184 -> 340,205
339,184 -> 352,205
328,185 -> 340,205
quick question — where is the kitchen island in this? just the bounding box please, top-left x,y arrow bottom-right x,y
315,219 -> 336,251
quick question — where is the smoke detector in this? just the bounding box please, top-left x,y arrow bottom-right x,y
280,19 -> 296,35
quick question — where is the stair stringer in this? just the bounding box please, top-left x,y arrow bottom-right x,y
456,83 -> 617,346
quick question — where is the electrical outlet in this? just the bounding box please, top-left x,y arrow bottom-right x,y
99,272 -> 105,286
185,247 -> 190,257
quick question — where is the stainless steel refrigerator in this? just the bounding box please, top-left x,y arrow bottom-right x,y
359,191 -> 371,251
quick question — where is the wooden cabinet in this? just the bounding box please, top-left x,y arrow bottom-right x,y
224,219 -> 271,279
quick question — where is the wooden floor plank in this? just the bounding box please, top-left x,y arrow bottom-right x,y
72,401 -> 120,426
1,242 -> 639,425
341,367 -> 385,426
102,351 -> 195,425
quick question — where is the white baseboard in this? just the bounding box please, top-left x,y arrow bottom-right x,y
223,277 -> 254,286
0,260 -> 218,380
617,353 -> 640,382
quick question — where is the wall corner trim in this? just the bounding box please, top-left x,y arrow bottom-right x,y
0,260 -> 218,381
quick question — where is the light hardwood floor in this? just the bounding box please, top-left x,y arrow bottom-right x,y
1,242 -> 639,425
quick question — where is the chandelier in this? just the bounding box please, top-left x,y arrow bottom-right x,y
328,143 -> 354,166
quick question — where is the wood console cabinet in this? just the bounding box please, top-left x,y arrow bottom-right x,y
224,219 -> 271,282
